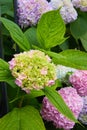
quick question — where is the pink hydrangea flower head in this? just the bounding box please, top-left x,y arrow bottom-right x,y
17,0 -> 52,28
41,87 -> 83,130
9,50 -> 57,93
69,70 -> 87,96
78,96 -> 87,125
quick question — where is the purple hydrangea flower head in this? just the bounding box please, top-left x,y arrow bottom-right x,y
72,0 -> 87,11
17,0 -> 52,28
56,65 -> 76,79
8,50 -> 57,93
80,0 -> 87,11
78,96 -> 87,125
69,70 -> 87,96
72,0 -> 81,8
60,3 -> 78,24
50,0 -> 78,23
41,87 -> 83,130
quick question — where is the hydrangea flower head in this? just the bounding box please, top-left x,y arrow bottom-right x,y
17,0 -> 52,28
72,0 -> 81,8
69,70 -> 87,96
78,96 -> 87,125
50,0 -> 78,23
56,65 -> 76,79
8,50 -> 57,93
49,0 -> 63,9
60,3 -> 78,24
72,0 -> 87,11
41,87 -> 83,130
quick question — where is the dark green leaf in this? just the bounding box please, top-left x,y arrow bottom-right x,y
43,87 -> 78,123
24,27 -> 40,47
80,33 -> 87,51
70,12 -> 87,39
0,0 -> 12,4
0,106 -> 46,130
0,58 -> 16,88
37,10 -> 66,49
59,40 -> 69,50
1,3 -> 13,16
0,17 -> 30,51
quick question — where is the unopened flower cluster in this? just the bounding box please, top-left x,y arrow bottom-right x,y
41,87 -> 83,130
17,0 -> 52,28
8,50 -> 57,93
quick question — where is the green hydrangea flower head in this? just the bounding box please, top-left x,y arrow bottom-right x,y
8,50 -> 57,93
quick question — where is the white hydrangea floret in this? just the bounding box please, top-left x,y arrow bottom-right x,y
56,65 -> 76,79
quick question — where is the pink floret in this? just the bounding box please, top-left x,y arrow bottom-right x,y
8,58 -> 16,70
15,78 -> 22,87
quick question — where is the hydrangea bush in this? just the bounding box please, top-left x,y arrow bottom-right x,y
0,0 -> 87,130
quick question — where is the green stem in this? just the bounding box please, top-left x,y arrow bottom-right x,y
18,96 -> 24,108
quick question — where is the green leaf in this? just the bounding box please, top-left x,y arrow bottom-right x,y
0,58 -> 9,69
0,58 -> 17,88
44,49 -> 87,70
6,78 -> 17,88
80,33 -> 87,51
0,58 -> 10,81
0,17 -> 30,51
26,89 -> 45,99
59,40 -> 69,50
24,27 -> 40,47
70,12 -> 87,39
0,0 -> 12,4
0,106 -> 46,130
37,10 -> 66,49
43,87 -> 78,123
1,0 -> 13,16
